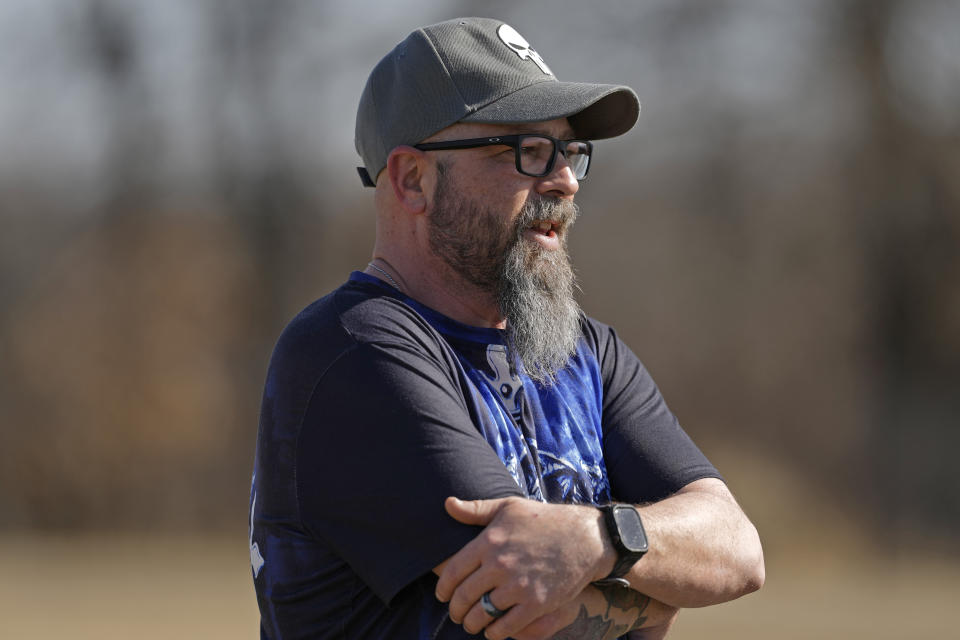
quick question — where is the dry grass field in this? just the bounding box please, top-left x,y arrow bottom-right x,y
2,530 -> 957,639
674,554 -> 959,639
0,533 -> 258,639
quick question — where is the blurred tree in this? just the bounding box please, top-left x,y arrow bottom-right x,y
843,0 -> 960,541
79,0 -> 160,217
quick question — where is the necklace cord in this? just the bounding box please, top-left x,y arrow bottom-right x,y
366,261 -> 403,292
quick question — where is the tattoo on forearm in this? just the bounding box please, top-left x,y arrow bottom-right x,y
551,588 -> 651,640
550,604 -> 626,640
602,585 -> 650,628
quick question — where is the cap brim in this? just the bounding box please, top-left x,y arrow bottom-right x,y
460,80 -> 640,140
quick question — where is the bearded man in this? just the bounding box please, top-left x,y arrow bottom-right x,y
250,17 -> 764,640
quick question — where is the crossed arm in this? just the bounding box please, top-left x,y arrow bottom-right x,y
433,477 -> 764,640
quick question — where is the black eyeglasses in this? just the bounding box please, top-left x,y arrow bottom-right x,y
414,134 -> 593,180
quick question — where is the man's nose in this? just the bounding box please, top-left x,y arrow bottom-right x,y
535,152 -> 579,199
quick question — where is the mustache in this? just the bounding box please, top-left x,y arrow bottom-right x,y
513,196 -> 579,235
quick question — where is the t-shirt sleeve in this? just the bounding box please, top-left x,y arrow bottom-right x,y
296,341 -> 525,605
586,318 -> 723,504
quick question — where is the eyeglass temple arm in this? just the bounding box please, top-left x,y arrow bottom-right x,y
414,136 -> 520,151
357,167 -> 377,187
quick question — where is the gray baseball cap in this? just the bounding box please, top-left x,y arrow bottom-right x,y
355,17 -> 640,187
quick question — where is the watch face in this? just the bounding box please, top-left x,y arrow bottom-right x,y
613,506 -> 649,553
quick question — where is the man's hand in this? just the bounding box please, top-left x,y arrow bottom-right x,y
434,496 -> 614,640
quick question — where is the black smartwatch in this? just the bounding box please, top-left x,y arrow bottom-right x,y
592,503 -> 649,588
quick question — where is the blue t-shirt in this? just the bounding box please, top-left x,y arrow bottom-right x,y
250,272 -> 720,639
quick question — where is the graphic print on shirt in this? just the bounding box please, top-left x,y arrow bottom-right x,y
249,473 -> 265,578
448,332 -> 612,505
523,346 -> 612,504
538,450 -> 607,503
483,343 -> 523,418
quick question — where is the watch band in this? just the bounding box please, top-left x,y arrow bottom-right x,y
608,552 -> 641,579
590,576 -> 632,588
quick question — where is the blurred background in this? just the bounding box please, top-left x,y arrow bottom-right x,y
1,0 -> 958,637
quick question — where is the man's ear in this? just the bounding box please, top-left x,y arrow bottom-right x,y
386,146 -> 431,214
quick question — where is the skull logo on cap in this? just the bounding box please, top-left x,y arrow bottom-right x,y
497,24 -> 553,76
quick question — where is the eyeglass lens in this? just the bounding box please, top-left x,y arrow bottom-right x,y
519,136 -> 590,179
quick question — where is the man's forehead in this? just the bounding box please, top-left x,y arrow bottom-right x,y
424,118 -> 575,143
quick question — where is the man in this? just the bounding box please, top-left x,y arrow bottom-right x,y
251,16 -> 764,640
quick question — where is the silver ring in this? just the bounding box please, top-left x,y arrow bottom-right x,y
480,591 -> 508,619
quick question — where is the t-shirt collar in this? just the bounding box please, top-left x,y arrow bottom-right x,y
349,271 -> 507,345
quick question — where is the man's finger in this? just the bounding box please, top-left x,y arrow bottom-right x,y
434,538 -> 482,603
446,564 -> 500,624
443,496 -> 511,526
481,601 -> 542,640
459,587 -> 511,636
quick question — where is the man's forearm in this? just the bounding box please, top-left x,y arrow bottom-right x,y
616,478 -> 765,608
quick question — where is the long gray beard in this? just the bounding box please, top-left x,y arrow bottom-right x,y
427,175 -> 583,385
498,200 -> 582,385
